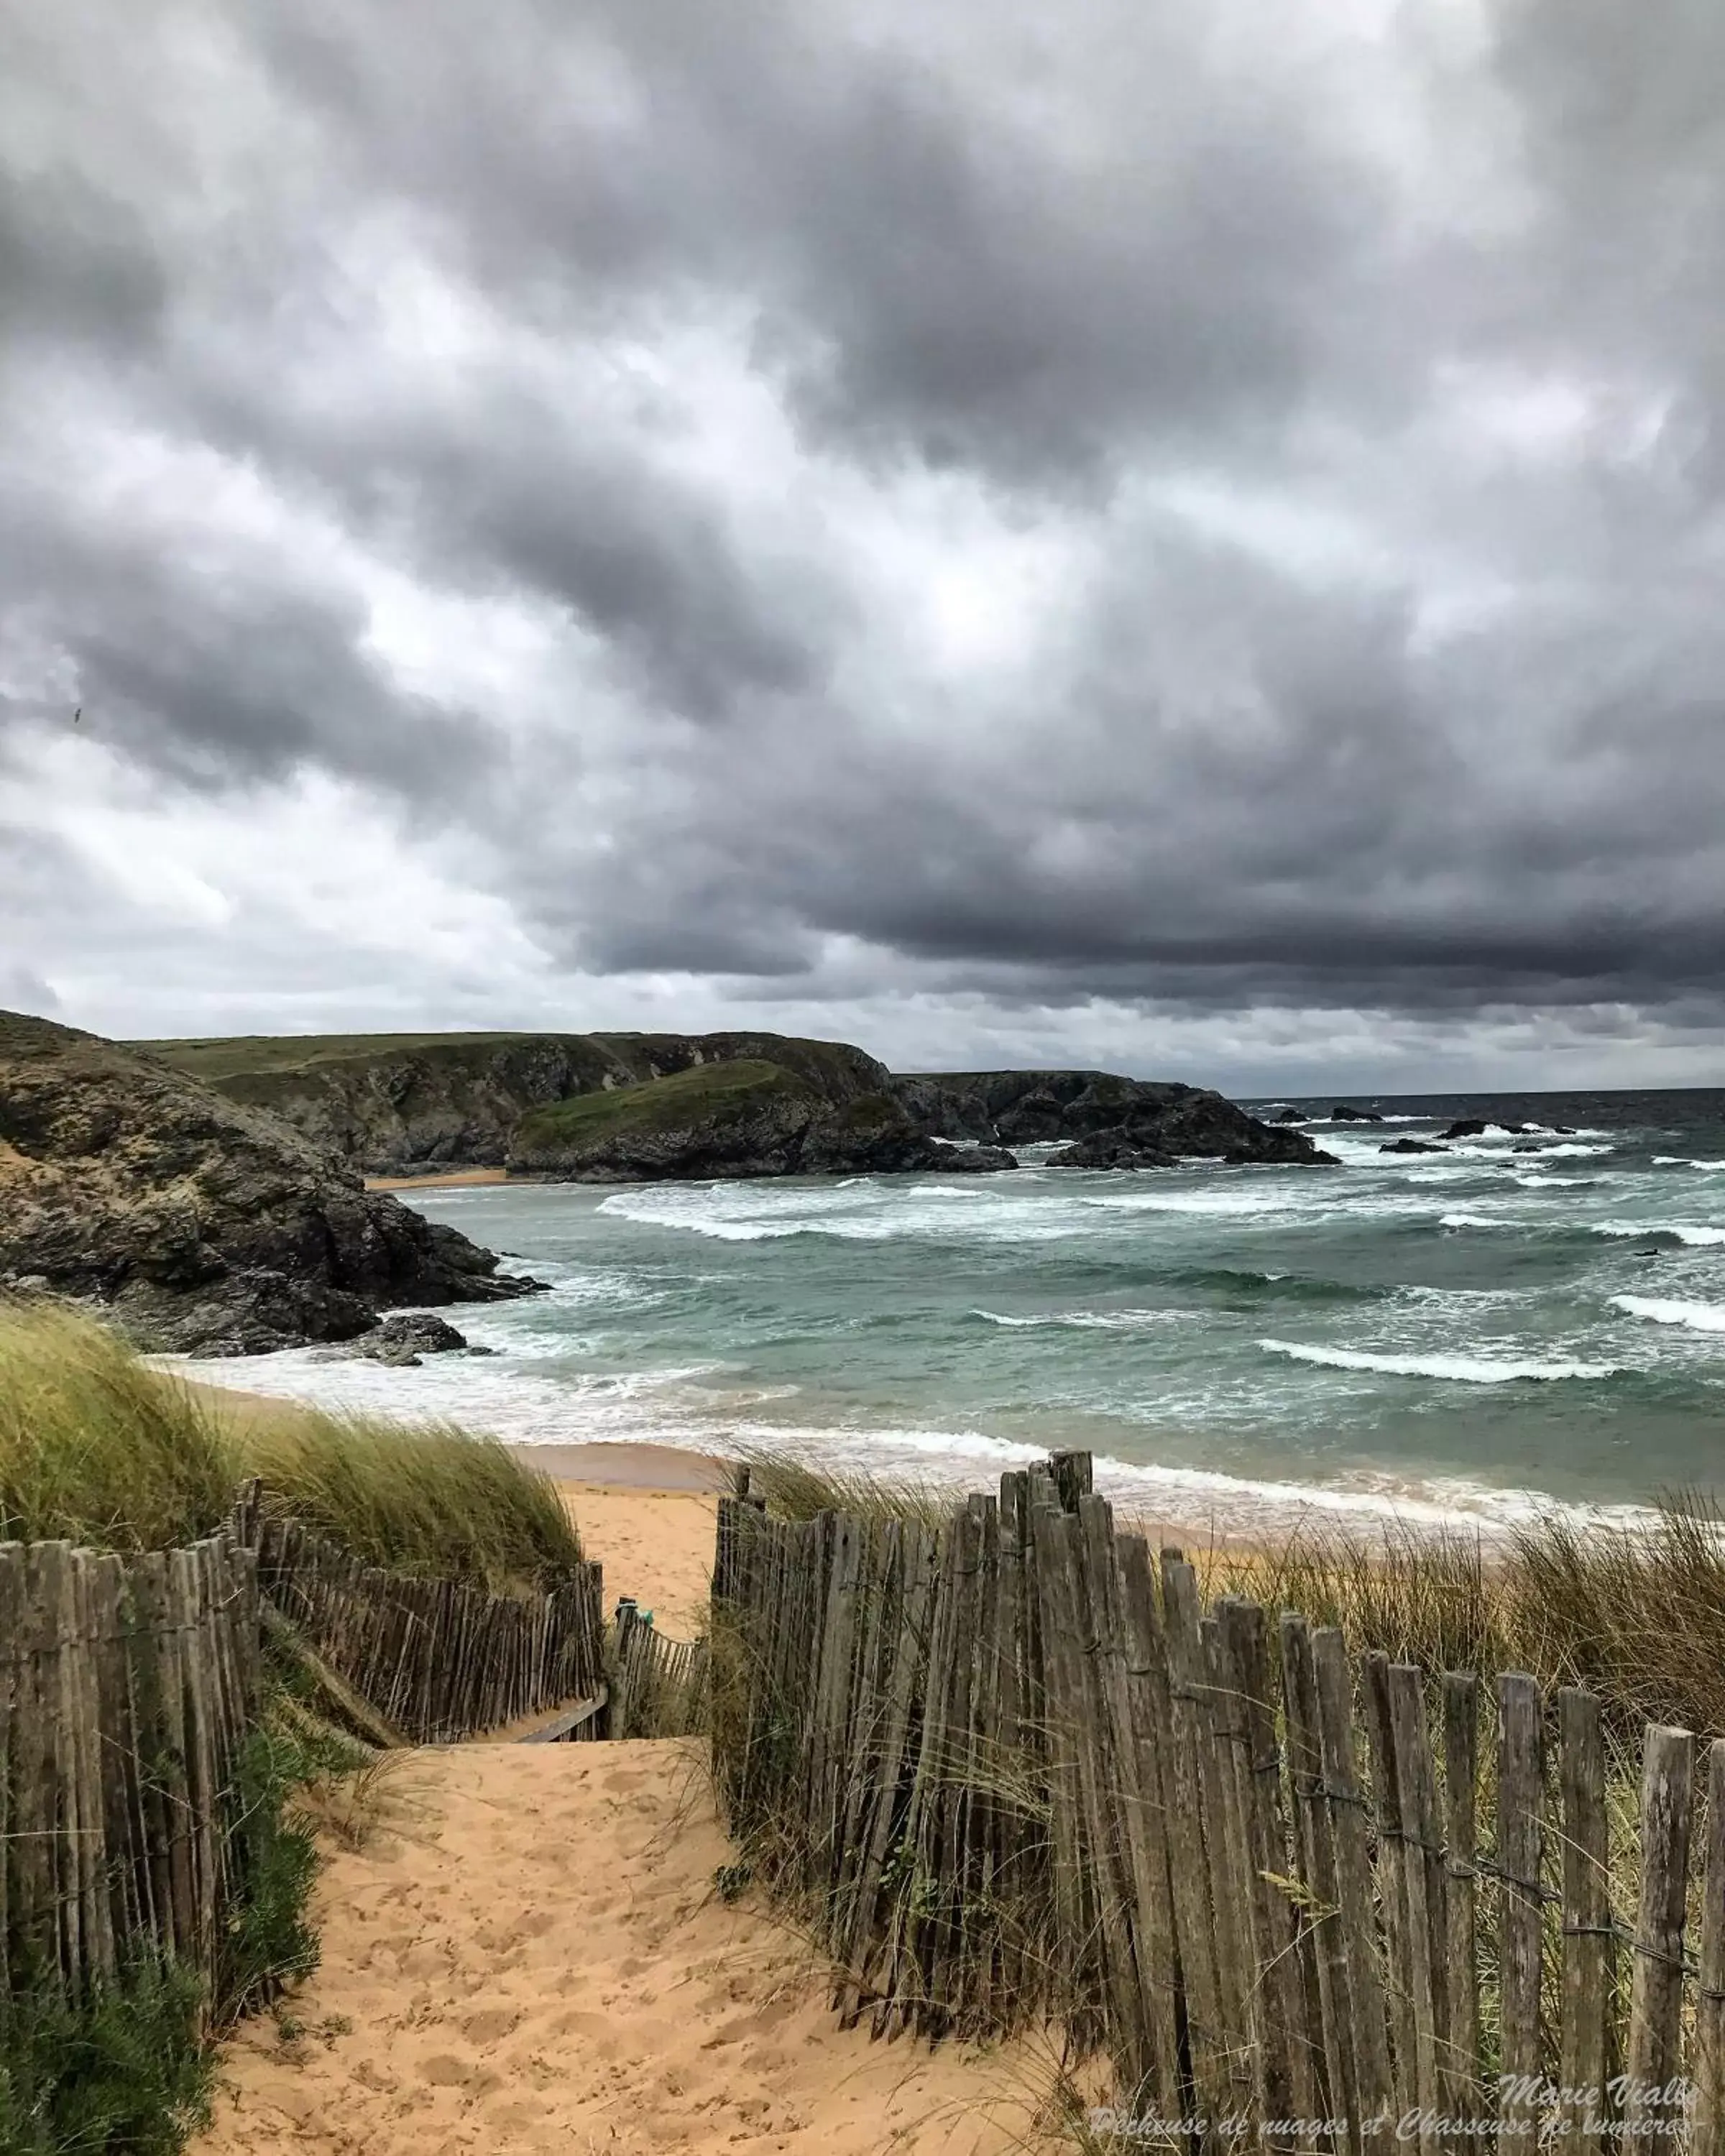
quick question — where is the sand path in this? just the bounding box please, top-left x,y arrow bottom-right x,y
195,1741 -> 1057,2156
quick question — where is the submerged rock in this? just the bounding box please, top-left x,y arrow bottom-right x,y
356,1311 -> 471,1359
1380,1138 -> 1449,1155
1440,1119 -> 1490,1140
931,1143 -> 1019,1174
1330,1105 -> 1386,1123
0,1009 -> 546,1355
1046,1133 -> 1182,1170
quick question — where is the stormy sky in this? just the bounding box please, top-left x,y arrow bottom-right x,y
3,0 -> 1723,1091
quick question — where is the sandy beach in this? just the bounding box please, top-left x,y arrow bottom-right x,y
364,1169 -> 511,1192
192,1741 -> 1059,2156
546,1463 -> 722,1634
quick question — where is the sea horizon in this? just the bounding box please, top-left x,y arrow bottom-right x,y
180,1083 -> 1725,1542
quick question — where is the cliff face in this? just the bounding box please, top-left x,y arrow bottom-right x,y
0,1011 -> 542,1355
140,1028 -> 1333,1176
507,1060 -> 1014,1181
888,1070 -> 1334,1164
145,1029 -> 892,1174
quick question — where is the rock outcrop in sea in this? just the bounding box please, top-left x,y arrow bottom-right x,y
0,1010 -> 544,1355
889,1070 -> 1335,1166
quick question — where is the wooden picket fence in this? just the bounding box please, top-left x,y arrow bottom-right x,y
238,1496 -> 605,1746
0,1488 -> 609,2022
712,1452 -> 1725,2148
610,1601 -> 709,1741
0,1531 -> 262,2012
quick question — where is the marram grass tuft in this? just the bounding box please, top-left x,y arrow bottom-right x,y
0,1299 -> 581,1591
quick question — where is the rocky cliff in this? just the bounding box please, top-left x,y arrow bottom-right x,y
0,1011 -> 543,1355
145,1029 -> 891,1174
889,1069 -> 1335,1164
507,1059 -> 1015,1181
142,1028 -> 1334,1177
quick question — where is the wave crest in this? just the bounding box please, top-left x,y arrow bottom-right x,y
1611,1295 -> 1725,1335
1258,1339 -> 1622,1383
1593,1221 -> 1725,1247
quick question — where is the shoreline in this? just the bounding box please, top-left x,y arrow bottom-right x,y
188,1375 -> 1485,1580
364,1166 -> 510,1191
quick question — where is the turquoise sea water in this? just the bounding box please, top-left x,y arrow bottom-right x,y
195,1089 -> 1725,1534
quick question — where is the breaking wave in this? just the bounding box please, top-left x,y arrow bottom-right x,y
1258,1340 -> 1622,1383
1593,1221 -> 1725,1247
1612,1296 -> 1725,1335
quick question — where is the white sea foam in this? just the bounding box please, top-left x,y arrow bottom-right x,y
1593,1221 -> 1725,1247
180,1340 -> 1654,1542
972,1307 -> 1182,1332
1257,1339 -> 1622,1383
1439,1212 -> 1509,1230
596,1188 -> 896,1242
721,1424 -> 1654,1534
1611,1295 -> 1725,1335
596,1181 -> 1085,1245
1079,1189 -> 1300,1217
1653,1157 -> 1725,1172
1512,1174 -> 1591,1189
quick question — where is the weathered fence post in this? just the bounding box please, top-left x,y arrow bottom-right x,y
1558,1686 -> 1610,2153
1626,1724 -> 1693,2133
1496,1672 -> 1544,2143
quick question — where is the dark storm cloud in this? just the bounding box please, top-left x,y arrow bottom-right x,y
0,476 -> 495,799
254,0 -> 1389,477
4,0 -> 1725,1051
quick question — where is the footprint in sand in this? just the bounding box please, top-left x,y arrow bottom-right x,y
417,2053 -> 471,2087
459,2007 -> 519,2045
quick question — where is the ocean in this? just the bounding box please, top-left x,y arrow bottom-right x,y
189,1089 -> 1725,1536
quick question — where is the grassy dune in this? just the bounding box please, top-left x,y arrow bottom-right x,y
0,1302 -> 581,1590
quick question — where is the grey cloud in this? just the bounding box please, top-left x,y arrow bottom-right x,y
3,0 -> 1725,1063
253,0 -> 1389,479
0,467 -> 497,798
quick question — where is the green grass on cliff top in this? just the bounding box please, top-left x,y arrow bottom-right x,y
139,1027 -> 879,1089
512,1056 -> 811,1151
139,1031 -> 581,1078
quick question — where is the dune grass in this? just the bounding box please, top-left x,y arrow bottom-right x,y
239,1409 -> 582,1592
0,1301 -> 581,1592
0,1303 -> 239,1550
734,1447 -> 952,1531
